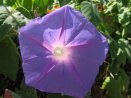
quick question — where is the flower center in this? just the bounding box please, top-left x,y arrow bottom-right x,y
54,47 -> 65,57
53,45 -> 70,61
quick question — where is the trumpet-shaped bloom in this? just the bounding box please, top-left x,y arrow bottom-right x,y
19,5 -> 108,98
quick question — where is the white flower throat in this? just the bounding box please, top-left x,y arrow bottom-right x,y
53,45 -> 69,61
54,47 -> 65,57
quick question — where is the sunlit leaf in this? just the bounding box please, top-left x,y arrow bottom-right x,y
118,38 -> 131,61
104,1 -> 117,13
0,5 -> 29,41
118,7 -> 131,27
15,6 -> 32,19
80,1 -> 102,26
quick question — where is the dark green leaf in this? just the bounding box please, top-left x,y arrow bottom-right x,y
0,37 -> 19,80
12,91 -> 22,98
107,78 -> 123,98
110,60 -> 121,74
118,0 -> 129,6
78,0 -> 86,3
109,41 -> 119,60
3,0 -> 16,6
16,80 -> 37,98
118,68 -> 129,91
59,0 -> 71,6
23,0 -> 32,10
0,23 -> 12,42
0,0 -> 3,5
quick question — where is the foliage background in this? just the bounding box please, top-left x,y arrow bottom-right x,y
0,0 -> 131,98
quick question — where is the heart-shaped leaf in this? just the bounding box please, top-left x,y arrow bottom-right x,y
80,1 -> 102,26
0,5 -> 29,41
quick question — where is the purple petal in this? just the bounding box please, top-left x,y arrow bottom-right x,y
19,5 -> 108,98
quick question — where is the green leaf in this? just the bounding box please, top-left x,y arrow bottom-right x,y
59,0 -> 71,6
3,0 -> 16,6
118,68 -> 129,91
78,0 -> 86,3
15,6 -> 32,19
33,0 -> 53,15
107,78 -> 123,98
118,7 -> 131,27
23,0 -> 32,10
109,41 -> 119,60
13,0 -> 32,18
12,92 -> 22,98
0,23 -> 12,42
110,60 -> 120,74
104,1 -> 117,13
0,0 -> 3,5
16,80 -> 37,98
0,5 -> 29,41
118,38 -> 131,61
109,38 -> 131,73
110,47 -> 126,74
107,68 -> 129,98
122,23 -> 131,38
124,45 -> 131,61
14,0 -> 33,11
118,0 -> 129,6
80,1 -> 102,26
0,37 -> 19,80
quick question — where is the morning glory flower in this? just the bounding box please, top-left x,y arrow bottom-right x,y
19,5 -> 108,98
